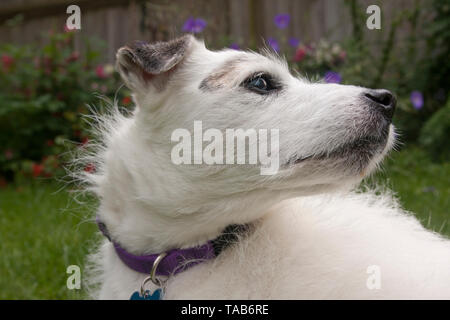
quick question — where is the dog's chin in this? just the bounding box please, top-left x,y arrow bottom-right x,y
288,125 -> 395,176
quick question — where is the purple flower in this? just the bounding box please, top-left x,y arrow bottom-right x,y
229,43 -> 240,50
288,37 -> 300,48
267,37 -> 279,52
410,91 -> 424,110
182,18 -> 207,33
324,71 -> 342,84
274,14 -> 290,29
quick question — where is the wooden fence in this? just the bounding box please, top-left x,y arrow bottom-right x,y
0,0 -> 424,63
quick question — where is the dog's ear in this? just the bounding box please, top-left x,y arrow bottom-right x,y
116,35 -> 195,93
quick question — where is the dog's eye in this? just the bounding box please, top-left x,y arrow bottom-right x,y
243,73 -> 279,94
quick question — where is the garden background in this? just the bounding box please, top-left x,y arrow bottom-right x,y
0,0 -> 448,299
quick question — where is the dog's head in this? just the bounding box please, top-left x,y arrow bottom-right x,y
111,35 -> 396,223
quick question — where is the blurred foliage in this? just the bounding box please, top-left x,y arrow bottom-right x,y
351,0 -> 447,143
286,0 -> 449,160
0,30 -> 130,183
419,98 -> 450,161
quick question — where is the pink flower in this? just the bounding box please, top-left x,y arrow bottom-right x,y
32,163 -> 44,177
95,65 -> 107,78
0,177 -> 7,188
4,149 -> 13,159
294,47 -> 306,62
2,55 -> 13,70
122,96 -> 132,105
64,24 -> 76,33
84,163 -> 96,173
66,51 -> 79,63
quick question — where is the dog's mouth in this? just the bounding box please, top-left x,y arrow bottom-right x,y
287,134 -> 389,165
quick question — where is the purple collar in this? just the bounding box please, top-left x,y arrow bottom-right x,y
97,218 -> 250,276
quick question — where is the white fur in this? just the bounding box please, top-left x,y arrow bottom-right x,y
78,36 -> 450,299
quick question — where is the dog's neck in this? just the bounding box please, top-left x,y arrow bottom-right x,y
96,192 -> 277,255
98,205 -> 223,254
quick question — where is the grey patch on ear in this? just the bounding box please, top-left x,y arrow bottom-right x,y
199,56 -> 248,91
116,35 -> 194,91
129,35 -> 192,74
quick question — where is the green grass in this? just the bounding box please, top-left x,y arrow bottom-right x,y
0,146 -> 448,299
0,183 -> 97,299
370,146 -> 450,237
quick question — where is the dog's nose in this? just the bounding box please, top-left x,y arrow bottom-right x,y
363,89 -> 396,120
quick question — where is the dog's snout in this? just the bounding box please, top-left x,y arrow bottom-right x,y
363,89 -> 396,120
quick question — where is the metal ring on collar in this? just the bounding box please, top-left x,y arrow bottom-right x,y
140,252 -> 168,297
150,252 -> 168,285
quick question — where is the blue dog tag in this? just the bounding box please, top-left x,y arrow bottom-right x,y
130,289 -> 162,300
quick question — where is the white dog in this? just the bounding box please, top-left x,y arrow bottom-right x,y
79,35 -> 450,299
